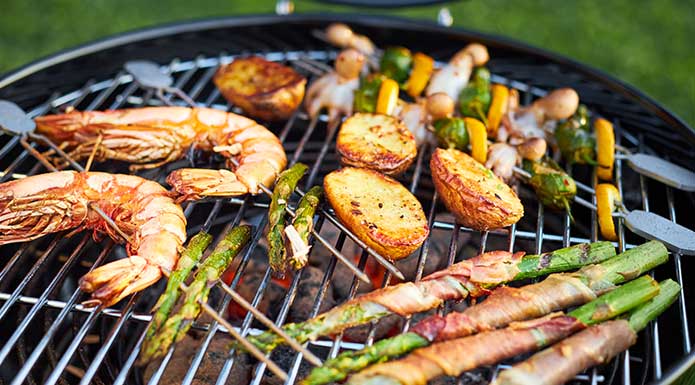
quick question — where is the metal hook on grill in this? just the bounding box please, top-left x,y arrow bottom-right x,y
124,60 -> 403,282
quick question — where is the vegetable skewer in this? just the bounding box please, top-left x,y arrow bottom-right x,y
285,185 -> 323,270
347,276 -> 663,385
493,279 -> 681,385
141,225 -> 251,362
268,163 -> 308,276
247,242 -> 616,353
302,240 -> 667,385
140,232 -> 213,361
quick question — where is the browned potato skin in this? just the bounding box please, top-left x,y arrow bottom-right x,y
213,56 -> 306,121
336,113 -> 417,176
430,148 -> 524,231
324,167 -> 429,261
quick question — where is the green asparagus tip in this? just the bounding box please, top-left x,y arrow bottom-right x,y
628,279 -> 680,332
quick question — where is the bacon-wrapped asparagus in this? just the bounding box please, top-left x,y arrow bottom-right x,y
347,276 -> 662,385
285,185 -> 323,270
303,240 -> 667,385
493,279 -> 680,385
246,242 -> 615,353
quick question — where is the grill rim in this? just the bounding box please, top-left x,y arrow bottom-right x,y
0,12 -> 693,384
1,12 -> 693,142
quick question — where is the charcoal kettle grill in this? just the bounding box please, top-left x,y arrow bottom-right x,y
1,13 -> 694,385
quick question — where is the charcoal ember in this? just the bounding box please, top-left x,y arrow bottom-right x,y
342,313 -> 403,343
264,345 -> 316,385
229,270 -> 287,321
143,334 -> 250,385
289,266 -> 336,322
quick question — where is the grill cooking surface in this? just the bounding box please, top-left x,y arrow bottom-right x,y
0,15 -> 694,385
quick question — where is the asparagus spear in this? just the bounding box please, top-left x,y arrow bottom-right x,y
493,279 -> 680,385
247,242 -> 615,353
140,225 -> 251,363
268,163 -> 308,277
285,185 -> 323,270
346,276 -> 660,385
140,232 -> 213,362
302,240 -> 667,385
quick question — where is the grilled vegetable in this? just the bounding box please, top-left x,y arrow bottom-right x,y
493,279 -> 680,385
430,148 -> 523,230
596,183 -> 621,241
323,167 -> 428,260
405,53 -> 434,98
376,79 -> 399,116
268,163 -> 308,276
595,117 -> 616,181
487,84 -> 509,136
380,47 -> 413,85
140,232 -> 213,363
285,186 -> 323,270
347,276 -> 660,385
336,113 -> 417,176
432,117 -> 468,150
426,93 -> 456,121
354,74 -> 386,113
523,157 -> 577,213
247,242 -> 615,357
306,240 -> 668,385
555,104 -> 596,165
213,56 -> 306,121
141,225 -> 251,362
459,67 -> 492,125
464,117 -> 488,164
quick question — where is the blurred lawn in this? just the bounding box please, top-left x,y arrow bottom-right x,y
1,0 -> 693,127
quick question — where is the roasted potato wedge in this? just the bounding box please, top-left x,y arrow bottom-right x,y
324,167 -> 429,260
213,56 -> 306,121
336,113 -> 417,176
430,148 -> 523,230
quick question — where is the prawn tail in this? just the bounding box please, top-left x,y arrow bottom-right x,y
166,168 -> 249,202
79,255 -> 162,307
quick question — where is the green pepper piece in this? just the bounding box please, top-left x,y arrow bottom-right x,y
523,157 -> 577,214
433,117 -> 469,151
555,105 -> 597,165
459,67 -> 492,124
379,47 -> 413,86
354,73 -> 387,113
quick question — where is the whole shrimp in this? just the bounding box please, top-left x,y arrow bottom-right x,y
34,106 -> 287,199
0,171 -> 186,307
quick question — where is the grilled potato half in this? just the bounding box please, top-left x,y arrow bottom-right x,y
213,56 -> 306,121
336,113 -> 417,176
431,148 -> 523,230
324,167 -> 429,260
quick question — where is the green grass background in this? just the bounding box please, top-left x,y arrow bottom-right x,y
1,0 -> 693,126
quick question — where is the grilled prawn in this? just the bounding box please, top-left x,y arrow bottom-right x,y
35,106 -> 287,199
0,171 -> 186,307
304,49 -> 365,126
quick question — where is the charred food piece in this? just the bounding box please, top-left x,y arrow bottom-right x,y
431,148 -> 523,230
213,56 -> 306,121
324,167 -> 429,260
337,113 -> 417,176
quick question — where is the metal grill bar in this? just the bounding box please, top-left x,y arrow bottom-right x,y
0,22 -> 693,385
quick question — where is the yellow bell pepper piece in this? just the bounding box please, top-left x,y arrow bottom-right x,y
464,117 -> 488,164
486,84 -> 509,137
405,52 -> 434,98
376,78 -> 399,116
596,183 -> 621,241
595,118 -> 615,181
